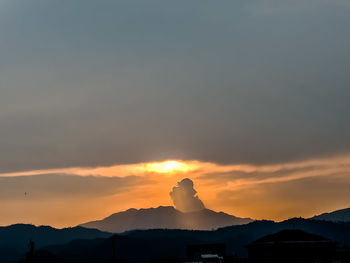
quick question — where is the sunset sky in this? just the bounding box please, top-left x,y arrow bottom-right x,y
1,0 -> 350,227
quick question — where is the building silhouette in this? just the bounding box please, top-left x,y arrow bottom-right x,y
186,243 -> 225,263
246,229 -> 336,263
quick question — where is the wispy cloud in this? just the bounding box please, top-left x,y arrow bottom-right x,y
1,155 -> 350,227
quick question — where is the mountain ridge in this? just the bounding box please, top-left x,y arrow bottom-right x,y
0,223 -> 111,263
80,206 -> 253,233
312,207 -> 350,222
35,218 -> 350,263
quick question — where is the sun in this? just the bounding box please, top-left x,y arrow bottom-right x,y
144,160 -> 192,174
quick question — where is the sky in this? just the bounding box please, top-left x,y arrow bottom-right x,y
0,0 -> 350,227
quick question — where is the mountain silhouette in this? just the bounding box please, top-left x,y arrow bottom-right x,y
79,206 -> 253,232
312,207 -> 350,222
26,218 -> 350,263
0,224 -> 111,263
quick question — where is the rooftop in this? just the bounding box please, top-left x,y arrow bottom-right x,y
248,229 -> 332,245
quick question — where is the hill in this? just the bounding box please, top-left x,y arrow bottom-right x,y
0,224 -> 111,263
80,206 -> 253,232
312,207 -> 350,222
31,218 -> 350,263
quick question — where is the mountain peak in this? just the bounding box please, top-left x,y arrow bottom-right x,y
80,207 -> 253,233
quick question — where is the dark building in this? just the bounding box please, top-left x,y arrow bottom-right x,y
335,247 -> 350,263
186,243 -> 226,263
246,229 -> 336,263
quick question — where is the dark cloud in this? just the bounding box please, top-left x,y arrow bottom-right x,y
170,178 -> 205,212
0,174 -> 147,200
0,0 -> 350,172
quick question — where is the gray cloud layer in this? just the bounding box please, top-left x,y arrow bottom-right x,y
170,178 -> 205,212
1,0 -> 350,172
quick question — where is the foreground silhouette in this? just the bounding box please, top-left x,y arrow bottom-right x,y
9,218 -> 350,263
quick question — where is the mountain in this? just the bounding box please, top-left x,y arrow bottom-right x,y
80,206 -> 253,232
0,224 -> 111,263
312,207 -> 350,222
32,218 -> 350,263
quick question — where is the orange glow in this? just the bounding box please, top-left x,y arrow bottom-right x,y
144,160 -> 194,174
2,156 -> 350,227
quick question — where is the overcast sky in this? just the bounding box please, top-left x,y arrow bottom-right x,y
0,0 -> 350,226
1,0 -> 350,172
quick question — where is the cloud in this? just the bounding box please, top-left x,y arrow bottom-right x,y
195,155 -> 350,220
0,173 -> 147,200
1,156 -> 350,226
199,155 -> 350,187
0,0 -> 350,172
216,174 -> 350,220
169,178 -> 205,212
